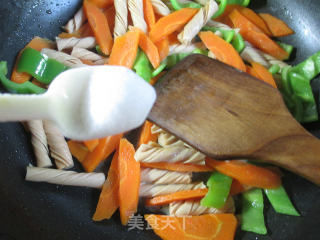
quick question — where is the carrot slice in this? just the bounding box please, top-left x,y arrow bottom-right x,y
81,134 -> 123,172
155,37 -> 169,61
83,139 -> 99,152
145,188 -> 208,206
88,0 -> 113,9
229,179 -> 253,195
215,4 -> 243,22
143,0 -> 156,31
103,5 -> 115,33
83,0 -> 113,55
135,28 -> 160,68
238,7 -> 272,36
246,65 -> 260,79
67,140 -> 89,162
118,139 -> 140,225
93,151 -> 119,221
168,32 -> 180,45
251,62 -> 277,88
145,214 -> 238,240
259,13 -> 294,37
11,37 -> 54,84
109,29 -> 140,68
206,158 -> 282,189
137,120 -> 158,148
228,9 -> 289,60
149,8 -> 198,43
199,31 -> 246,72
140,162 -> 213,172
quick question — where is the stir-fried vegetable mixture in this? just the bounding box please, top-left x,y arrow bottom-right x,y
1,0 -> 320,239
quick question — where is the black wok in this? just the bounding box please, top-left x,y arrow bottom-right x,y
0,0 -> 320,239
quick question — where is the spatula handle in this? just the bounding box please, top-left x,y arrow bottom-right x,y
253,133 -> 320,185
0,93 -> 51,121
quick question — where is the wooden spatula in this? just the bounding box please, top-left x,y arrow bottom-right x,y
148,54 -> 320,185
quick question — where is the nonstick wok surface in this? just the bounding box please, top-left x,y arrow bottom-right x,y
0,0 -> 320,239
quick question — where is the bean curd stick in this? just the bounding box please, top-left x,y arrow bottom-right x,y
43,120 -> 74,170
141,168 -> 192,184
63,7 -> 86,33
71,47 -> 107,64
56,37 -> 96,51
150,0 -> 170,16
26,166 -> 105,188
114,0 -> 128,38
178,0 -> 218,45
162,197 -> 235,216
41,48 -> 86,68
128,0 -> 147,33
26,120 -> 52,168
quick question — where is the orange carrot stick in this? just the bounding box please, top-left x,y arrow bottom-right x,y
11,37 -> 54,84
93,151 -> 119,221
143,0 -> 156,31
109,29 -> 140,68
229,179 -> 253,195
137,120 -> 158,148
149,8 -> 198,43
140,162 -> 213,172
145,214 -> 238,240
168,32 -> 180,45
206,158 -> 282,189
199,31 -> 246,72
145,188 -> 208,206
238,7 -> 272,36
259,13 -> 294,37
81,133 -> 123,172
228,9 -> 289,60
103,5 -> 115,33
155,37 -> 169,61
137,30 -> 161,68
83,0 -> 113,55
83,139 -> 99,152
215,4 -> 243,22
88,0 -> 113,9
67,140 -> 89,162
246,65 -> 260,79
251,62 -> 277,88
118,139 -> 140,225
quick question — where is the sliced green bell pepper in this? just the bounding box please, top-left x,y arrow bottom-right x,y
269,64 -> 280,75
212,0 -> 228,19
169,0 -> 201,11
277,41 -> 294,58
165,49 -> 208,70
200,171 -> 232,209
0,61 -> 46,94
241,188 -> 267,235
231,33 -> 245,53
227,0 -> 250,6
133,49 -> 153,83
17,48 -> 68,85
264,185 -> 300,216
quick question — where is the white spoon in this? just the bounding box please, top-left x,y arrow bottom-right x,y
0,66 -> 156,140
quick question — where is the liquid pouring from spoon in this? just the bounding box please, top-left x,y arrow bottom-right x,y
0,66 -> 156,140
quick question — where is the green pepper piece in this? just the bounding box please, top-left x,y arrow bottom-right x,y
17,48 -> 68,84
192,48 -> 208,55
241,188 -> 267,235
0,61 -> 46,94
264,185 -> 300,216
288,71 -> 314,102
152,60 -> 167,77
302,101 -> 318,123
133,49 -> 153,82
200,171 -> 232,209
290,51 -> 320,82
269,64 -> 280,75
212,0 -> 228,19
96,45 -> 108,57
231,33 -> 245,53
277,41 -> 294,57
227,0 -> 250,6
169,0 -> 201,11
